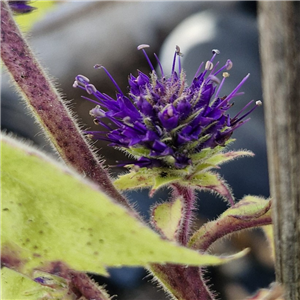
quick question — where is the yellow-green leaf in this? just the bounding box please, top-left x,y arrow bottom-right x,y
188,196 -> 272,251
189,172 -> 234,206
151,197 -> 184,240
1,267 -> 62,300
204,150 -> 254,167
14,1 -> 57,32
1,135 -> 244,278
114,171 -> 154,191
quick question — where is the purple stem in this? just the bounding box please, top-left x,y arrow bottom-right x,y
189,206 -> 272,252
150,264 -> 216,300
0,1 -> 132,211
172,183 -> 196,245
150,184 -> 216,299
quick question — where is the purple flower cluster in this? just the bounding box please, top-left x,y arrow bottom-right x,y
8,1 -> 36,14
74,45 -> 260,169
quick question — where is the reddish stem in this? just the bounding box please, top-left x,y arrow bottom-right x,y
150,264 -> 216,300
172,183 -> 196,245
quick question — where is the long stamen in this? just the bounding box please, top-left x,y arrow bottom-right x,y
224,73 -> 250,101
171,50 -> 177,74
231,100 -> 262,125
137,44 -> 154,71
194,62 -> 204,78
214,59 -> 233,76
94,64 -> 124,95
231,100 -> 255,120
198,49 -> 220,81
210,49 -> 220,63
176,45 -> 182,74
154,53 -> 164,77
214,72 -> 230,100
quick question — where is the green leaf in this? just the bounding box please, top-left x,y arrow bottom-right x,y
188,196 -> 272,251
188,171 -> 234,206
151,197 -> 184,240
1,135 -> 244,277
205,150 -> 254,167
150,174 -> 182,196
1,267 -> 65,300
114,171 -> 154,191
14,1 -> 57,32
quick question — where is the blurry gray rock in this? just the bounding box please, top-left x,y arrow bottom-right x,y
159,3 -> 269,204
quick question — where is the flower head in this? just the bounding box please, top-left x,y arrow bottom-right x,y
8,1 -> 36,14
74,45 -> 260,171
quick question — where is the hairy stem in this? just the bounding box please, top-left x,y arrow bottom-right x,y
1,1 -> 132,210
150,264 -> 215,300
172,183 -> 196,245
149,184 -> 215,300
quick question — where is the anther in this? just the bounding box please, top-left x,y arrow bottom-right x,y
137,44 -> 150,50
256,100 -> 262,106
90,105 -> 105,117
208,75 -> 220,84
223,72 -> 230,78
85,84 -> 97,95
94,64 -> 103,69
212,49 -> 220,55
137,44 -> 154,71
76,75 -> 90,84
205,61 -> 214,71
176,45 -> 183,56
123,116 -> 132,125
93,119 -> 99,125
226,60 -> 233,70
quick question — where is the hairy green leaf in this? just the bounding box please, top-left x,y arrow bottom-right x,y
1,135 -> 244,278
188,196 -> 272,251
151,197 -> 184,240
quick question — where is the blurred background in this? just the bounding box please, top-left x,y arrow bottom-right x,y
1,1 -> 274,299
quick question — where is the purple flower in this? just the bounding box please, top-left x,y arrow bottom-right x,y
74,45 -> 261,169
8,1 -> 36,14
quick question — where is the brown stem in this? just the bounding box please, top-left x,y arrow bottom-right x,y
0,1 -> 132,211
258,2 -> 300,299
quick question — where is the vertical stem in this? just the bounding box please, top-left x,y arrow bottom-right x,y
1,1 -> 132,210
150,264 -> 215,300
172,183 -> 196,245
258,2 -> 300,299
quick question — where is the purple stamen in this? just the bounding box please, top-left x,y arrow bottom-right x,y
214,72 -> 229,100
154,53 -> 164,77
194,62 -> 204,78
214,59 -> 233,76
171,50 -> 177,74
224,73 -> 250,101
94,65 -> 124,95
176,45 -> 182,74
137,44 -> 154,71
231,100 -> 262,126
81,96 -> 101,106
210,49 -> 220,63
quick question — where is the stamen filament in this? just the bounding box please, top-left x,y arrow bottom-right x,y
94,64 -> 124,95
